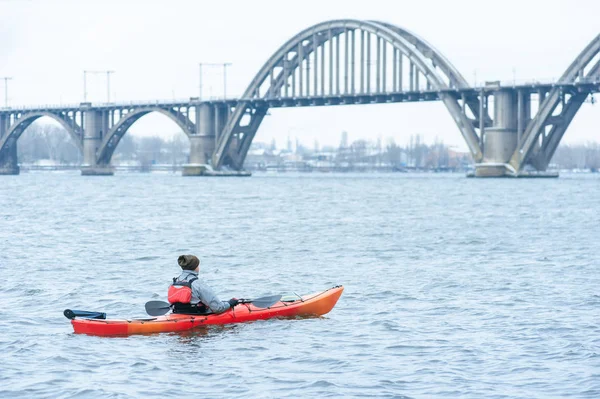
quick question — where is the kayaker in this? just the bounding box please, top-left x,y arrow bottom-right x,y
170,254 -> 239,314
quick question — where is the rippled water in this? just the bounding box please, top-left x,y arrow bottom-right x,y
1,172 -> 599,398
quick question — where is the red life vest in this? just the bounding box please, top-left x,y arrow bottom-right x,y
168,277 -> 198,304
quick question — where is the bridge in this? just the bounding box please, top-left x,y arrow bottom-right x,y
1,19 -> 599,177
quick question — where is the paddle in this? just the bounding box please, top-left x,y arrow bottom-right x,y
63,309 -> 107,320
145,295 -> 282,317
239,295 -> 282,308
145,301 -> 171,316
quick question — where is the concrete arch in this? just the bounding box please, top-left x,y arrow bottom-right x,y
374,20 -> 487,124
0,111 -> 83,154
96,107 -> 195,165
510,34 -> 600,171
374,21 -> 470,89
242,19 -> 462,97
213,19 -> 482,170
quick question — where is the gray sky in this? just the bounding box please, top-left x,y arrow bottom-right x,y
1,0 -> 599,150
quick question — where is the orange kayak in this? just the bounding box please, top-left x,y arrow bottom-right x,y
70,285 -> 343,336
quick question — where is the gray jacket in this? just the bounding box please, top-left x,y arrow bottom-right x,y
175,270 -> 231,314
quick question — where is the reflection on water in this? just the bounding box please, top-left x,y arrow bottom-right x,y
171,325 -> 235,344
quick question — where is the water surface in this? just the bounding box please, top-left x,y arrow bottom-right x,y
0,172 -> 599,398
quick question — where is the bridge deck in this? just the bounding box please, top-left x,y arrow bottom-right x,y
1,81 -> 598,114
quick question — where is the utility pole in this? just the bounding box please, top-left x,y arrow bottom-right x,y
83,70 -> 116,103
223,63 -> 232,98
2,77 -> 12,107
199,63 -> 203,100
199,62 -> 232,100
106,70 -> 115,103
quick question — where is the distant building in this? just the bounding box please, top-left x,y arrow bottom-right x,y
340,131 -> 348,149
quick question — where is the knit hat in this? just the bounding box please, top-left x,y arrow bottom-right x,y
178,254 -> 199,270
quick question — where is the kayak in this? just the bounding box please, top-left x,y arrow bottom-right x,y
69,285 -> 343,336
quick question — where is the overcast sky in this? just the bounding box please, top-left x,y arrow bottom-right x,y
1,0 -> 599,150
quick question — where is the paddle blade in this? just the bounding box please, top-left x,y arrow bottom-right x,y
64,309 -> 107,320
145,300 -> 172,316
244,295 -> 282,309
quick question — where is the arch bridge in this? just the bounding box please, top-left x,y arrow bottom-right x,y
0,20 -> 598,177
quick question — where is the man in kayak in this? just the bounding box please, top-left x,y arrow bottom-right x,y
170,254 -> 239,314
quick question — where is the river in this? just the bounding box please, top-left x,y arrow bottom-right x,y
1,172 -> 599,398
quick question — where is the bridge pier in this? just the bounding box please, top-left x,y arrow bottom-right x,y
81,110 -> 114,176
0,115 -> 19,175
474,89 -> 534,177
0,142 -> 20,175
182,104 -> 216,176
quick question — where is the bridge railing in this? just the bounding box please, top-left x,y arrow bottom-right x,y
0,96 -> 240,112
489,76 -> 600,88
0,103 -> 83,111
